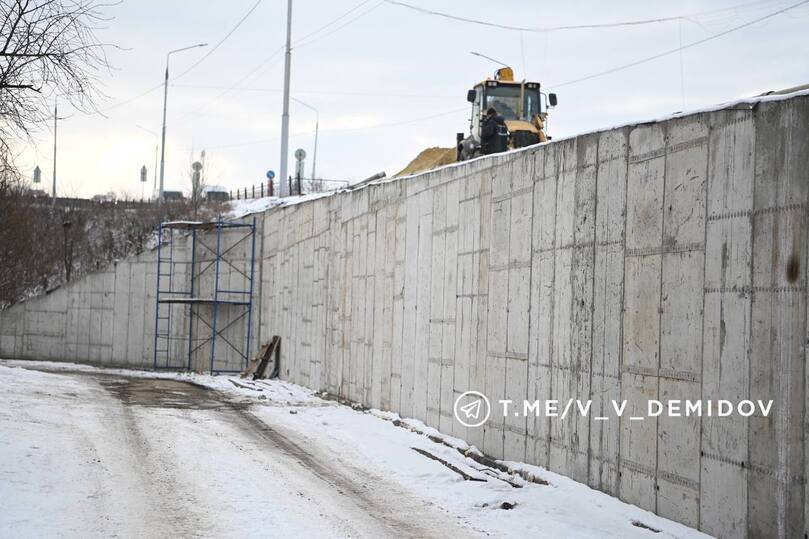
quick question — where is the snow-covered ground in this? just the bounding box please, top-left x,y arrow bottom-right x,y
0,360 -> 711,538
226,190 -> 338,219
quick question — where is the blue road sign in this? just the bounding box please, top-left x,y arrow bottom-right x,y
266,170 -> 276,180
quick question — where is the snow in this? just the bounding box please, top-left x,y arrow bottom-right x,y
226,190 -> 340,219
161,219 -> 205,226
0,360 -> 712,538
252,405 -> 708,539
0,363 -> 462,537
226,196 -> 284,218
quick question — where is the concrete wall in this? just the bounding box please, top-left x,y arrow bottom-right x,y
0,249 -> 157,368
2,93 -> 807,537
260,95 -> 808,538
0,224 -> 259,373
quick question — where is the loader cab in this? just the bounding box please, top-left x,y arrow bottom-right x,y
475,82 -> 540,118
467,81 -> 548,139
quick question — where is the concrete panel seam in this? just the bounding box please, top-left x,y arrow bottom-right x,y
488,351 -> 528,361
629,137 -> 707,165
621,457 -> 657,477
427,357 -> 455,366
431,225 -> 459,236
658,470 -> 700,491
597,154 -> 626,166
625,242 -> 704,257
586,136 -> 601,487
458,248 -> 490,257
490,261 -> 532,272
536,362 -> 620,379
668,137 -> 709,155
704,285 -> 805,294
493,185 -> 533,203
701,452 -> 806,485
629,148 -> 666,164
657,368 -> 701,383
707,202 -> 807,221
534,239 -> 621,255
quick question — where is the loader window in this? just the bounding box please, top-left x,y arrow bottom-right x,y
484,88 -> 520,119
484,86 -> 542,120
525,90 -> 541,118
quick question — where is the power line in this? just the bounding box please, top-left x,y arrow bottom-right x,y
170,84 -> 456,99
293,0 -> 373,44
383,0 -> 787,33
295,1 -> 384,48
171,0 -> 264,81
75,0 -> 264,118
550,0 -> 809,88
198,107 -> 467,150
79,83 -> 163,118
170,45 -> 285,126
324,106 -> 466,133
172,0 -> 387,125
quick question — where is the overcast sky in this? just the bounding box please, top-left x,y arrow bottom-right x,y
16,0 -> 809,198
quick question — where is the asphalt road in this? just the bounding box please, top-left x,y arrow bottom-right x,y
0,366 -> 470,538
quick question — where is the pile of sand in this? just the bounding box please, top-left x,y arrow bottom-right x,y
395,147 -> 456,177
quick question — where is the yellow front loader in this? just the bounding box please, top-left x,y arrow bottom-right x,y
457,66 -> 557,161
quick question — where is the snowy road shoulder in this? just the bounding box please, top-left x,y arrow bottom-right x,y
250,398 -> 709,539
0,360 -> 711,538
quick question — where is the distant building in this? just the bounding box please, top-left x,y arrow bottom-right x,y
91,192 -> 116,203
163,190 -> 185,202
204,186 -> 229,203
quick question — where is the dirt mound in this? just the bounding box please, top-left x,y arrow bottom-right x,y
395,147 -> 456,177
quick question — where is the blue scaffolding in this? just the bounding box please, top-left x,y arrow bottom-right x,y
153,216 -> 257,374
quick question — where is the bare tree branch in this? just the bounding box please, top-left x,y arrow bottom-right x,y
0,0 -> 114,142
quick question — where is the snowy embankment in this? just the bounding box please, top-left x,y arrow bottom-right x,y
226,190 -> 338,219
0,360 -> 710,538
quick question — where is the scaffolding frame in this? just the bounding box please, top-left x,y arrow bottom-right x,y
153,216 -> 257,374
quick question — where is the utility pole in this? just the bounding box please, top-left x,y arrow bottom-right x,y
279,0 -> 293,197
51,101 -> 57,206
312,114 -> 318,181
158,43 -> 207,205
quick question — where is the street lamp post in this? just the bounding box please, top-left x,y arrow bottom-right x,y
158,43 -> 207,204
292,98 -> 319,181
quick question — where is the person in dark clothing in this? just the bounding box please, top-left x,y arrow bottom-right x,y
480,107 -> 508,155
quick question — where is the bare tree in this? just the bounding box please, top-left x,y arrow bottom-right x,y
0,0 -> 117,306
0,136 -> 20,185
0,0 -> 113,141
0,164 -> 63,306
